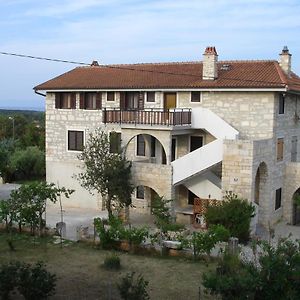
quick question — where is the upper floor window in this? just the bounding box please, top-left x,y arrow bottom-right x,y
146,92 -> 155,102
68,130 -> 84,151
55,93 -> 76,109
279,94 -> 285,114
107,92 -> 115,102
80,92 -> 102,110
191,91 -> 201,102
277,138 -> 284,161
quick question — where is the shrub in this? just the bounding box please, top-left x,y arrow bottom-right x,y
205,192 -> 255,242
0,261 -> 56,300
94,216 -> 124,249
123,226 -> 149,246
103,254 -> 121,270
203,238 -> 300,300
18,261 -> 56,300
0,261 -> 20,300
118,272 -> 150,300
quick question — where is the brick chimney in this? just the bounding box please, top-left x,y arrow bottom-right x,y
279,46 -> 291,76
202,46 -> 218,80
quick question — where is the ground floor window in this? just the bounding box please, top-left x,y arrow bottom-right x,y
136,135 -> 145,156
68,130 -> 84,151
275,188 -> 282,210
136,186 -> 145,199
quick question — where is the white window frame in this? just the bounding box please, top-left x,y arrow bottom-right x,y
190,91 -> 202,103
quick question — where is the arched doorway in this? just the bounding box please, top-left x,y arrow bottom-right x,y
292,188 -> 300,225
253,162 -> 268,227
131,185 -> 159,215
254,162 -> 268,205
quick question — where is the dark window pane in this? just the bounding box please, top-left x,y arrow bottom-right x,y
137,135 -> 145,156
275,188 -> 282,210
279,94 -> 285,114
107,92 -> 115,101
110,132 -> 121,153
151,136 -> 156,158
136,186 -> 144,199
188,191 -> 197,205
191,91 -> 201,102
68,130 -> 84,151
85,93 -> 97,109
190,136 -> 203,152
147,92 -> 155,102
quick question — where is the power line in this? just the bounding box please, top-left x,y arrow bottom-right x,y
1,50 -> 300,88
0,51 -> 89,66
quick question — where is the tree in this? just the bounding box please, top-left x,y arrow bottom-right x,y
9,182 -> 74,235
9,146 -> 45,181
77,129 -> 133,218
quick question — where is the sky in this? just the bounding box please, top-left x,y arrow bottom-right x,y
0,0 -> 300,110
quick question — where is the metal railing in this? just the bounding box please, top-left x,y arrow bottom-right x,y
103,108 -> 191,126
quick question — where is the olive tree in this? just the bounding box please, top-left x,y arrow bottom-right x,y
77,129 -> 133,218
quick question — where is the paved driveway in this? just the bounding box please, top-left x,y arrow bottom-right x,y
0,183 -> 20,199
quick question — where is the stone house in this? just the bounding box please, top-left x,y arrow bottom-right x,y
34,46 -> 300,230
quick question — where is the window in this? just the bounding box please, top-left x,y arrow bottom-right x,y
171,138 -> 176,162
110,132 -> 121,153
146,92 -> 155,102
85,93 -> 96,109
136,186 -> 145,199
150,136 -> 156,158
55,93 -> 76,109
291,136 -> 298,162
79,92 -> 102,110
279,94 -> 285,114
188,191 -> 197,205
191,91 -> 201,102
277,138 -> 284,161
190,136 -> 203,152
125,92 -> 139,110
275,188 -> 282,210
68,130 -> 84,151
107,92 -> 115,102
136,135 -> 145,156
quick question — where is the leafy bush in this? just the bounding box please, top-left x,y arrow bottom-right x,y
151,196 -> 185,233
103,254 -> 121,270
0,261 -> 20,300
118,272 -> 150,300
203,238 -> 300,300
123,226 -> 149,246
18,262 -> 57,300
205,192 -> 255,242
0,261 -> 56,300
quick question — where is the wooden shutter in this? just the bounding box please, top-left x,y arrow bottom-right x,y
96,92 -> 102,109
138,92 -> 144,110
120,92 -> 126,109
79,93 -> 85,109
277,138 -> 284,161
71,93 -> 76,109
55,93 -> 61,109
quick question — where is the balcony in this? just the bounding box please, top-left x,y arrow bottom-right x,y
103,108 -> 191,126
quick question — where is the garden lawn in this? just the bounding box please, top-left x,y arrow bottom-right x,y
0,232 -> 215,300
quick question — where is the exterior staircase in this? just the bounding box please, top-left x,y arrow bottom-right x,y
172,107 -> 239,198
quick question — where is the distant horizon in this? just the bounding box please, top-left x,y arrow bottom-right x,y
0,106 -> 44,112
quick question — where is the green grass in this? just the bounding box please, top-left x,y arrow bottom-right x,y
0,232 -> 216,299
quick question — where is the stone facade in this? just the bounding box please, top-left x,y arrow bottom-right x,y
45,87 -> 300,228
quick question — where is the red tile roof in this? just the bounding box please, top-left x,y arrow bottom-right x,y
34,60 -> 300,92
